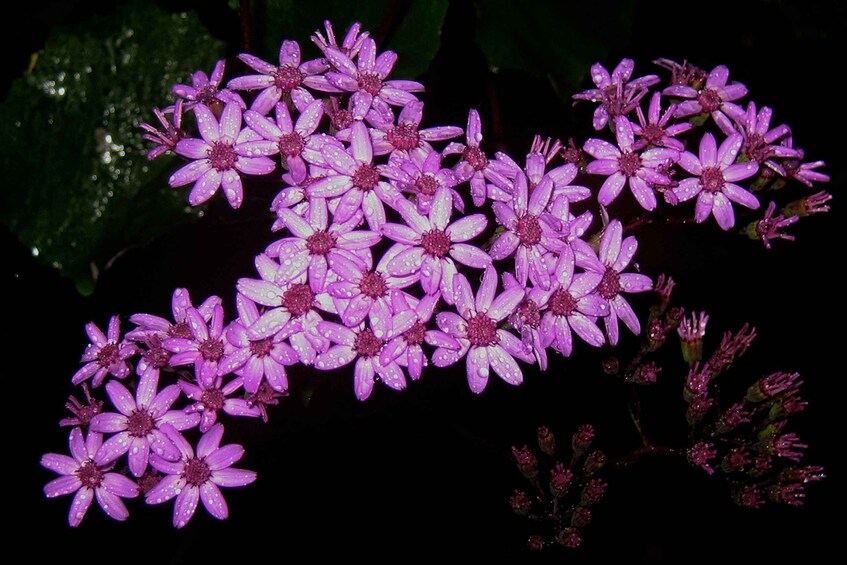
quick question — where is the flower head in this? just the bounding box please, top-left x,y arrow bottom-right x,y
71,315 -> 137,388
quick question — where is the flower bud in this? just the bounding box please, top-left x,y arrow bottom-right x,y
570,506 -> 592,527
512,445 -> 539,479
555,527 -> 582,548
549,463 -> 574,498
510,490 -> 532,515
583,450 -> 606,475
537,425 -> 556,456
527,535 -> 545,552
572,424 -> 595,457
581,478 -> 607,505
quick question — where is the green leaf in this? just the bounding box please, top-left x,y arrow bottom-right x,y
474,0 -> 635,100
258,0 -> 449,79
0,1 -> 225,295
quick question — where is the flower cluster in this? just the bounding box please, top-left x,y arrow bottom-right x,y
42,19 -> 829,537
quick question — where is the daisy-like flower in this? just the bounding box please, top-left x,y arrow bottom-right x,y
172,59 -> 245,110
663,64 -> 747,135
776,138 -> 830,187
308,120 -> 400,230
502,273 -> 547,371
239,99 -> 325,186
227,40 -> 329,115
127,287 -> 223,342
444,109 -> 492,206
432,268 -> 532,394
71,315 -> 137,388
489,170 -> 564,289
178,375 -> 261,433
140,99 -> 185,160
164,302 -> 227,387
168,101 -> 277,209
380,148 -> 463,216
326,252 -> 398,328
672,132 -> 760,230
572,58 -> 659,131
751,201 -> 798,250
60,384 -> 104,428
146,423 -> 257,529
217,293 -> 299,393
574,220 -> 653,346
90,372 -> 200,477
41,428 -> 138,527
314,319 -> 406,401
311,20 -> 370,59
537,245 -> 610,357
584,115 -> 679,211
312,36 -> 424,121
381,189 -> 491,303
366,100 -> 463,157
736,102 -> 797,174
631,91 -> 692,151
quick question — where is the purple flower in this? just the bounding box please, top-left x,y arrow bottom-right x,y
227,40 -> 329,115
432,268 -> 532,394
673,133 -> 760,230
178,375 -> 261,433
753,201 -> 798,250
663,64 -> 747,135
572,58 -> 659,130
71,315 -> 137,388
326,252 -> 399,328
380,147 -> 463,216
42,428 -> 139,527
574,220 -> 653,346
140,99 -> 185,160
90,372 -> 200,477
631,91 -> 692,151
736,102 -> 797,173
60,384 -> 104,429
380,293 -> 446,381
172,59 -> 245,110
778,139 -> 830,187
502,273 -> 547,370
168,102 -> 277,208
311,20 -> 370,59
128,287 -> 222,342
164,302 -> 227,388
444,109 -> 491,206
381,189 -> 491,303
146,423 -> 257,528
584,116 -> 679,211
367,100 -> 463,156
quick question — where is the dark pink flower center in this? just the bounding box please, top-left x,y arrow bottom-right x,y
416,174 -> 439,196
96,343 -> 119,368
358,72 -> 383,96
127,409 -> 155,438
597,267 -> 622,299
548,288 -> 578,317
420,229 -> 451,258
466,313 -> 499,347
249,337 -> 274,358
352,163 -> 379,191
743,133 -> 772,163
618,151 -> 642,177
641,123 -> 665,146
404,321 -> 426,345
516,299 -> 541,328
199,339 -> 224,362
143,337 -> 172,369
136,471 -> 162,494
76,460 -> 104,489
208,141 -> 238,171
353,328 -> 383,358
330,108 -> 353,131
515,214 -> 542,246
273,64 -> 304,92
387,124 -> 420,151
306,230 -> 335,255
278,132 -> 305,157
462,145 -> 488,171
195,84 -> 220,105
697,88 -> 722,113
169,321 -> 193,339
701,166 -> 725,193
183,457 -> 211,486
282,283 -> 315,317
200,388 -> 225,412
602,84 -> 626,116
359,272 -> 388,299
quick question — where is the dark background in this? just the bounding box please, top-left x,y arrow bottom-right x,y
5,0 -> 845,562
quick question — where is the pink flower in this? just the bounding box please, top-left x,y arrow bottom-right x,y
164,302 -> 227,388
172,59 -> 245,110
572,58 -> 659,130
663,64 -> 747,135
71,315 -> 137,388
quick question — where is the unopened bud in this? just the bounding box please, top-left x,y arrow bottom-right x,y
601,356 -> 619,375
720,448 -> 750,473
554,527 -> 582,548
537,425 -> 556,456
527,535 -> 545,552
678,311 -> 708,364
512,445 -> 539,479
581,478 -> 607,505
572,424 -> 595,457
570,506 -> 592,527
583,450 -> 605,475
549,463 -> 574,497
510,490 -> 532,515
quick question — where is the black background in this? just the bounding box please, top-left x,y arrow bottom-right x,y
5,0 -> 845,562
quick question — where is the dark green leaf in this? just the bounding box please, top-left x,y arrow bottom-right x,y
0,1 -> 225,295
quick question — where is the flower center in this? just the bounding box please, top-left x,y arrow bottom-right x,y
127,409 -> 155,438
514,214 -> 542,246
136,471 -> 162,494
358,72 -> 383,96
387,123 -> 420,151
743,133 -> 772,163
278,132 -> 305,157
195,84 -> 219,106
208,141 -> 238,171
462,145 -> 488,171
183,457 -> 211,486
169,321 -> 193,339
597,267 -> 622,299
618,151 -> 642,177
548,288 -> 578,317
199,339 -> 224,362
352,163 -> 379,191
466,313 -> 499,347
306,230 -> 335,255
641,123 -> 665,146
273,64 -> 304,92
353,327 -> 384,358
329,108 -> 353,131
697,88 -> 722,113
200,388 -> 225,412
282,283 -> 315,317
76,460 -> 104,489
701,166 -> 725,193
249,337 -> 274,358
416,174 -> 439,196
143,337 -> 172,369
420,229 -> 451,258
404,321 -> 426,345
359,272 -> 388,299
96,343 -> 119,368
516,299 -> 541,328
